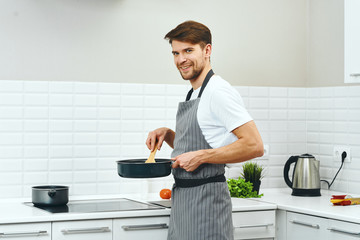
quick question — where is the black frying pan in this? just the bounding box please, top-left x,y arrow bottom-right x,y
117,158 -> 172,178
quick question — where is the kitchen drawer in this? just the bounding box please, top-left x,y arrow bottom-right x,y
0,222 -> 51,239
113,216 -> 169,240
52,219 -> 112,240
287,211 -> 328,240
232,210 -> 275,240
328,219 -> 360,240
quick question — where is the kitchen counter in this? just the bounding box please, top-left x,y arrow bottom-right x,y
1,188 -> 359,225
0,194 -> 275,224
255,188 -> 360,224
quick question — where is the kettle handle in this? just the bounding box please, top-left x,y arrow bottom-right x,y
283,156 -> 298,188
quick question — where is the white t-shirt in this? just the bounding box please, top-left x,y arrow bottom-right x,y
189,75 -> 252,149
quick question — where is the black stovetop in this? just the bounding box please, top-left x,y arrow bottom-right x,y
25,198 -> 164,214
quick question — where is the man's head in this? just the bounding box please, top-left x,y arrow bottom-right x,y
164,20 -> 212,49
165,21 -> 212,82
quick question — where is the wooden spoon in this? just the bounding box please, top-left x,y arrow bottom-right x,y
145,141 -> 158,163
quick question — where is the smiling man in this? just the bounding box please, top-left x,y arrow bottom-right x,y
146,20 -> 264,240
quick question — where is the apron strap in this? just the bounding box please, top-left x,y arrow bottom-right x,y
174,174 -> 226,188
185,69 -> 214,101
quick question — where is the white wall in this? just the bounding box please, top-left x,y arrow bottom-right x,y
0,0 -> 307,87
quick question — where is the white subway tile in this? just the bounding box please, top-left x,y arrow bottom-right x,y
49,107 -> 73,119
269,121 -> 288,131
98,82 -> 121,94
0,120 -> 23,131
73,158 -> 97,170
73,120 -> 97,132
49,82 -> 73,93
287,132 -> 306,143
72,183 -> 97,195
347,122 -> 360,133
348,97 -> 360,109
24,81 -> 48,92
97,170 -> 119,182
269,110 -> 287,120
74,82 -> 97,94
97,146 -> 121,158
288,98 -> 306,109
98,95 -> 121,107
249,87 -> 269,97
73,146 -> 97,158
334,110 -> 349,121
0,173 -> 22,185
288,88 -> 306,98
98,133 -> 121,145
97,158 -> 118,170
50,120 -> 73,132
333,98 -> 348,109
0,133 -> 22,145
333,86 -> 347,97
320,87 -> 334,97
74,133 -> 97,145
97,120 -> 120,132
97,183 -> 121,194
269,98 -> 287,109
307,143 -> 319,154
24,120 -> 48,132
165,96 -> 182,108
49,159 -> 72,171
346,86 -> 360,97
24,146 -> 48,158
24,133 -> 48,145
319,110 -> 333,121
49,146 -> 73,158
24,159 -> 48,171
144,96 -> 166,108
144,84 -> 166,95
288,121 -> 306,131
121,120 -> 143,132
0,80 -> 23,92
24,94 -> 48,106
49,172 -> 73,183
0,93 -> 23,105
165,84 -> 188,96
248,109 -> 269,120
74,94 -> 97,106
144,108 -> 166,120
0,147 -> 23,158
50,133 -> 73,145
24,107 -> 48,119
306,88 -> 320,98
98,107 -> 121,119
288,110 -> 306,120
121,83 -> 143,95
249,98 -> 269,109
50,94 -> 73,106
0,106 -> 23,119
0,159 -> 22,171
307,133 -> 319,142
23,172 -> 48,184
121,95 -> 143,107
121,108 -> 143,120
269,87 -> 288,97
74,171 -> 96,183
74,107 -> 97,119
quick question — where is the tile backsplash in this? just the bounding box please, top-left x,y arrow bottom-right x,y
0,80 -> 359,198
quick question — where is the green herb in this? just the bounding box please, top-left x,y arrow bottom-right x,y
227,177 -> 263,198
241,162 -> 264,183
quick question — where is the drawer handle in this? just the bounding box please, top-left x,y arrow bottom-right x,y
234,223 -> 274,229
61,227 -> 110,234
328,227 -> 360,236
350,73 -> 360,77
289,220 -> 320,229
0,230 -> 48,237
122,223 -> 169,231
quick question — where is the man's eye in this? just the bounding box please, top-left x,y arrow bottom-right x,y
172,52 -> 179,56
186,49 -> 192,53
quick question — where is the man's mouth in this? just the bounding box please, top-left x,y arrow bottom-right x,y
180,65 -> 191,71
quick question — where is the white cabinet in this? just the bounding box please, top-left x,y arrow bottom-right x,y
328,219 -> 360,239
0,222 -> 51,239
287,211 -> 328,240
52,219 -> 112,240
286,212 -> 360,240
113,216 -> 169,240
344,0 -> 360,83
232,210 -> 275,240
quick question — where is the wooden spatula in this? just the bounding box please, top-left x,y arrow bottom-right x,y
145,141 -> 158,163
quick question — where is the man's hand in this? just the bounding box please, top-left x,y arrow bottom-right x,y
146,127 -> 175,151
171,150 -> 205,172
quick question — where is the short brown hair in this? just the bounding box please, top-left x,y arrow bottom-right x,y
164,20 -> 212,49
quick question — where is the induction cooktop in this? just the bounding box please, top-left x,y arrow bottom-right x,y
25,198 -> 164,214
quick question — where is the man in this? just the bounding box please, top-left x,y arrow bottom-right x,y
146,20 -> 264,240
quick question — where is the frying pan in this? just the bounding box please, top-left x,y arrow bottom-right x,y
117,158 -> 172,178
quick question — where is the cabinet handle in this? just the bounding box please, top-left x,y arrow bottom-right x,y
234,223 -> 274,229
0,230 -> 48,237
122,223 -> 169,231
289,220 -> 320,229
328,227 -> 360,236
61,227 -> 110,234
350,73 -> 360,77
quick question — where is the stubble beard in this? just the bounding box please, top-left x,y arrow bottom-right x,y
178,62 -> 205,81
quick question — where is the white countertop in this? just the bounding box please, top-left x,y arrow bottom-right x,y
1,188 -> 359,225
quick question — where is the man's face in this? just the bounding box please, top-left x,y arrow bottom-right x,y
171,40 -> 208,81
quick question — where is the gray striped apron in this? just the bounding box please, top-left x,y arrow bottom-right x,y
168,70 -> 233,240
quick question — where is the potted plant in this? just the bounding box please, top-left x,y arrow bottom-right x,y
241,161 -> 264,194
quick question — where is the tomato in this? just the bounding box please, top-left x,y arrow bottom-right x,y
160,188 -> 171,199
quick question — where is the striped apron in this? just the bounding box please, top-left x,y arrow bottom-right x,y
168,70 -> 234,240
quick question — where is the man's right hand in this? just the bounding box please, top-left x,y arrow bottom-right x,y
146,127 -> 175,151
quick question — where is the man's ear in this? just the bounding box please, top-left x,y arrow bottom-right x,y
204,44 -> 212,58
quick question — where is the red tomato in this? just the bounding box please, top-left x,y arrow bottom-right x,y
160,188 -> 171,199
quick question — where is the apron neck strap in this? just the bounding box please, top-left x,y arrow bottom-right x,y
185,69 -> 214,101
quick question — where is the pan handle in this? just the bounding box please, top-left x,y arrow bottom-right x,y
48,189 -> 56,198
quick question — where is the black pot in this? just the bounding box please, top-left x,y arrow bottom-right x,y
117,158 -> 172,178
32,185 -> 69,206
251,180 -> 261,193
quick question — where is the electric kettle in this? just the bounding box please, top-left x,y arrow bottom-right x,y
283,154 -> 321,196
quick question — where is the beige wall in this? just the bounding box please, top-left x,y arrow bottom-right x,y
0,0 -> 307,87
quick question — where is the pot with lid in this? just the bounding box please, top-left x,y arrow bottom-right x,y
283,154 -> 321,196
32,185 -> 69,206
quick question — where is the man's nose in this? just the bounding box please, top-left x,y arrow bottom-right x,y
177,53 -> 187,64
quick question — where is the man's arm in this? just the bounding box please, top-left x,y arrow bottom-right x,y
171,120 -> 263,171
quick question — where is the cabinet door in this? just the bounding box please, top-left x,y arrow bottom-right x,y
113,216 -> 169,240
0,222 -> 51,239
52,219 -> 112,240
287,212 -> 328,240
232,210 -> 275,240
328,219 -> 360,240
345,0 -> 360,83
